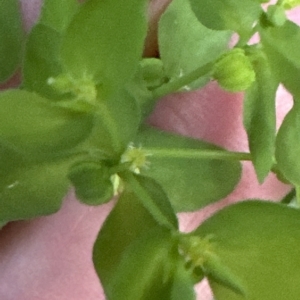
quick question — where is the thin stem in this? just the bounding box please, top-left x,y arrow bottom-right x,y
277,0 -> 285,6
152,62 -> 214,99
109,162 -> 131,175
235,24 -> 260,48
144,148 -> 252,161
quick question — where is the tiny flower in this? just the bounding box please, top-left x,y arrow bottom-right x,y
121,143 -> 152,173
48,73 -> 97,104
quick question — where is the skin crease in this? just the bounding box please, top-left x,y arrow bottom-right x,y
0,1 -> 299,299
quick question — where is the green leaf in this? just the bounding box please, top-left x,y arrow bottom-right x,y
135,127 -> 242,212
275,101 -> 300,186
125,68 -> 155,119
0,154 -> 72,221
93,188 -> 174,296
22,24 -> 64,99
106,227 -> 177,300
68,160 -> 113,206
260,20 -> 300,99
0,90 -> 93,161
243,47 -> 278,183
203,253 -> 247,296
83,88 -> 141,157
61,0 -> 148,88
121,173 -> 178,229
159,0 -> 231,90
171,261 -> 196,300
189,0 -> 262,37
193,200 -> 300,300
39,0 -> 79,33
0,0 -> 23,82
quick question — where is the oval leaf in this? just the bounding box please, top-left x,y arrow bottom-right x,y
159,0 -> 231,90
244,47 -> 278,183
194,200 -> 300,300
275,101 -> 300,186
189,0 -> 262,37
83,88 -> 141,157
39,0 -> 79,33
0,90 -> 93,161
0,155 -> 72,221
171,260 -> 196,300
260,20 -> 300,99
22,24 -> 64,99
61,0 -> 148,87
93,188 -> 174,295
134,127 -> 242,212
106,227 -> 177,300
121,173 -> 178,229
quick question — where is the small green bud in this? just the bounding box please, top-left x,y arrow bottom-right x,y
266,5 -> 287,27
139,58 -> 167,89
68,161 -> 114,206
281,0 -> 300,10
47,73 -> 74,93
212,48 -> 256,92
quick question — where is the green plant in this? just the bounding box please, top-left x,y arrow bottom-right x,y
1,0 -> 300,299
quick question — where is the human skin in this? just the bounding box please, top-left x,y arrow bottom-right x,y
0,1 -> 298,299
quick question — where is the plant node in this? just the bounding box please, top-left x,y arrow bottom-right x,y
120,143 -> 152,173
47,73 -> 97,104
179,234 -> 215,268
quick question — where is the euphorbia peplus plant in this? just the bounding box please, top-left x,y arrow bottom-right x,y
1,0 -> 300,299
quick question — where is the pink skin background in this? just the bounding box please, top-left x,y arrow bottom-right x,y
0,1 -> 299,299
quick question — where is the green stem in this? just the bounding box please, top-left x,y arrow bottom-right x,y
121,171 -> 175,230
144,148 -> 252,161
109,162 -> 131,175
235,24 -> 259,48
152,62 -> 214,99
277,0 -> 285,6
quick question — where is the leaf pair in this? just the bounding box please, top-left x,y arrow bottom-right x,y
95,188 -> 300,300
135,126 -> 242,212
23,0 -> 148,99
0,0 -> 149,224
196,201 -> 300,300
93,175 -> 196,300
226,18 -> 300,184
0,89 -> 93,223
258,20 -> 300,185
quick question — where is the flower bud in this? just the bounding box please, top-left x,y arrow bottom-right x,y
281,0 -> 300,10
139,58 -> 167,89
47,74 -> 73,93
212,48 -> 256,92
